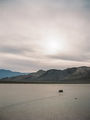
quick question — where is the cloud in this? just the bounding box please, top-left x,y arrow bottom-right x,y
0,0 -> 90,72
48,52 -> 90,62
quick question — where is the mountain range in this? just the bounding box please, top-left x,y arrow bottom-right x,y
0,66 -> 90,83
0,69 -> 25,79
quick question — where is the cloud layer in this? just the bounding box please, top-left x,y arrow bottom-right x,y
0,0 -> 90,72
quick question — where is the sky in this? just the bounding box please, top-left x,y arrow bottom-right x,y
0,0 -> 90,72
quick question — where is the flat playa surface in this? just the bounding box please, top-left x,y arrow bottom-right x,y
0,84 -> 90,120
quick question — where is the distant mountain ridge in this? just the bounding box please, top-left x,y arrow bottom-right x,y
0,69 -> 25,79
0,66 -> 90,83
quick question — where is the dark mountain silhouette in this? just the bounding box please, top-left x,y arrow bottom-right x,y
30,70 -> 46,77
0,66 -> 90,83
0,69 -> 25,79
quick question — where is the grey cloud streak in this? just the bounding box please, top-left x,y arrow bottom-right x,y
48,52 -> 90,62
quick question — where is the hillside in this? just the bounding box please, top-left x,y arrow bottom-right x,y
0,69 -> 25,79
0,66 -> 90,83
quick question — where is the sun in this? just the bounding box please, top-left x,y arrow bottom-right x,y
43,35 -> 65,55
46,39 -> 60,54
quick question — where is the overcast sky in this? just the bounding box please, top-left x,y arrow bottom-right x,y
0,0 -> 90,72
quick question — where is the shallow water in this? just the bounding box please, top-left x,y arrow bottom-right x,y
0,84 -> 90,120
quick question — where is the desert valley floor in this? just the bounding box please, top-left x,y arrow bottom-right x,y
0,84 -> 90,120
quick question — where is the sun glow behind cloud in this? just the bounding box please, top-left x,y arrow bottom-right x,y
41,33 -> 67,55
